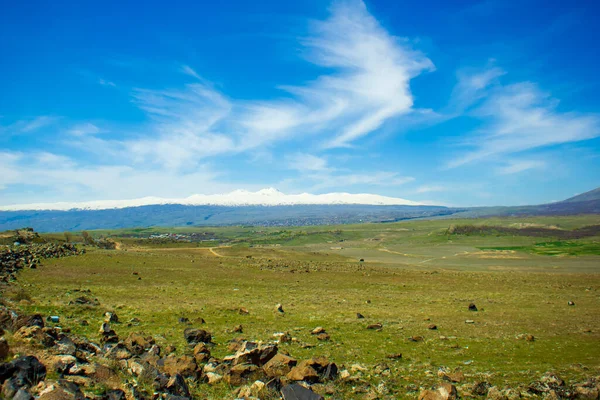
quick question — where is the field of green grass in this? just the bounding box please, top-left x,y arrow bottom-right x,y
6,215 -> 600,398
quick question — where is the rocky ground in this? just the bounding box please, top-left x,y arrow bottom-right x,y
1,243 -> 599,399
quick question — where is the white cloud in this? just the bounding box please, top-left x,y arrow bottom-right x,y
307,171 -> 414,191
496,159 -> 546,175
68,123 -> 101,136
98,78 -> 116,87
94,0 -> 433,171
448,78 -> 600,167
287,153 -> 330,172
450,66 -> 505,111
0,116 -> 58,136
0,150 -> 264,205
414,185 -> 446,194
181,65 -> 202,80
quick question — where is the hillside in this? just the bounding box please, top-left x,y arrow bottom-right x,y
561,187 -> 600,203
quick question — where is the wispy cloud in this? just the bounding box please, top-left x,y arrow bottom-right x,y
98,78 -> 116,87
68,123 -> 101,136
413,185 -> 446,194
496,159 -> 546,175
0,116 -> 58,136
104,0 -> 433,171
307,171 -> 414,191
180,65 -> 202,80
448,76 -> 600,168
287,153 -> 330,172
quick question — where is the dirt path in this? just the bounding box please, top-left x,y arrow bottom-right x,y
128,245 -> 232,257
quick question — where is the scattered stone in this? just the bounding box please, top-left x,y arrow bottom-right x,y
0,337 -> 9,359
356,313 -> 365,319
0,356 -> 47,396
281,383 -> 325,400
418,382 -> 458,400
274,331 -> 292,343
408,336 -> 424,342
568,301 -> 575,306
104,312 -> 118,323
178,317 -> 190,324
428,324 -> 438,330
526,334 -> 535,342
165,373 -> 191,398
465,320 -> 475,324
232,324 -> 243,333
206,371 -> 223,385
224,341 -> 278,366
183,328 -> 212,345
472,381 -> 491,396
228,337 -> 246,353
98,322 -> 118,344
263,354 -> 297,378
225,363 -> 260,386
124,332 -> 155,355
316,333 -> 330,341
193,342 -> 211,363
311,327 -> 326,335
239,307 -> 250,315
162,354 -> 198,378
367,323 -> 383,330
287,364 -> 319,383
386,353 -> 402,360
165,345 -> 176,354
468,303 -> 478,311
275,304 -> 285,313
105,389 -> 126,400
70,296 -> 99,306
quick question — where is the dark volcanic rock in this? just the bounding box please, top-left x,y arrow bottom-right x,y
281,383 -> 325,400
183,328 -> 212,345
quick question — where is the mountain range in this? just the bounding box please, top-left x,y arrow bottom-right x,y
0,187 -> 598,232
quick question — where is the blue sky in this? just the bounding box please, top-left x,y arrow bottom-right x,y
1,0 -> 599,207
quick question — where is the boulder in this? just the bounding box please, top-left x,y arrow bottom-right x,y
206,372 -> 223,385
263,353 -> 297,378
311,327 -> 325,335
225,363 -> 261,386
124,332 -> 155,355
13,314 -> 44,330
193,342 -> 211,363
418,382 -> 458,400
224,342 -> 278,366
37,381 -> 86,400
104,312 -> 119,323
162,355 -> 198,378
165,373 -> 191,398
0,337 -> 9,359
0,356 -> 47,396
183,328 -> 212,345
287,364 -> 319,383
105,344 -> 132,360
281,383 -> 325,400
105,389 -> 127,400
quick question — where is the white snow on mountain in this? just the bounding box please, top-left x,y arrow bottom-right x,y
0,188 -> 424,211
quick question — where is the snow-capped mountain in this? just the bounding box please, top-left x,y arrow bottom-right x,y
0,188 -> 422,211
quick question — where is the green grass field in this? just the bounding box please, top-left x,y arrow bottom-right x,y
6,215 -> 600,398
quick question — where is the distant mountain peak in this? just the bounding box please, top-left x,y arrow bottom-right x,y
561,187 -> 600,203
0,188 -> 423,211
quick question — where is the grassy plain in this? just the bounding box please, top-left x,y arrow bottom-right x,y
9,215 -> 600,398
